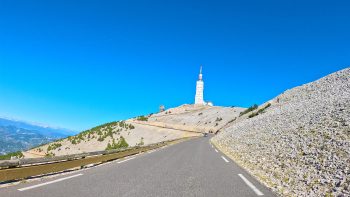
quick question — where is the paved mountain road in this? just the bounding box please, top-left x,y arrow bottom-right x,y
1,137 -> 276,197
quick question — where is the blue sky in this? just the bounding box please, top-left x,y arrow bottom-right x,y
0,0 -> 348,131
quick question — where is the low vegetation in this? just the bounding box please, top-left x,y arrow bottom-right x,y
248,103 -> 271,118
47,143 -> 62,152
137,137 -> 144,146
137,116 -> 148,121
239,104 -> 258,116
105,136 -> 129,150
0,151 -> 24,160
45,152 -> 55,157
67,121 -> 135,145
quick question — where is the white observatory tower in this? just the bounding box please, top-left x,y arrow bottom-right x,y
195,66 -> 205,105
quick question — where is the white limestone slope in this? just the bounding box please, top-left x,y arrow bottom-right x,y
137,104 -> 245,133
26,121 -> 199,157
25,104 -> 243,158
212,68 -> 350,196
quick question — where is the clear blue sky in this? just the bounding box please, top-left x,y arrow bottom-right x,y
0,0 -> 348,131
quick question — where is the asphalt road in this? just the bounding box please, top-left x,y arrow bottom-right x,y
1,136 -> 276,197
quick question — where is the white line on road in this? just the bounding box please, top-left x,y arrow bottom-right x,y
221,156 -> 229,163
238,174 -> 264,196
215,149 -> 218,153
117,157 -> 135,164
148,150 -> 157,154
18,173 -> 83,191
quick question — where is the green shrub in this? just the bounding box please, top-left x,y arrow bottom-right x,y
47,143 -> 62,152
248,103 -> 271,118
105,136 -> 129,150
138,137 -> 144,146
0,151 -> 24,160
45,152 -> 55,157
137,116 -> 148,121
117,136 -> 129,148
97,136 -> 105,142
240,104 -> 258,116
119,121 -> 125,127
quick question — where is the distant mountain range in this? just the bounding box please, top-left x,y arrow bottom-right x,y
0,117 -> 76,155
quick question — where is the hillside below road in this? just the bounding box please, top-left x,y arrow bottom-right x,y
1,136 -> 276,197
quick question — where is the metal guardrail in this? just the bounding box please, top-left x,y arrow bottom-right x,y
0,137 -> 193,183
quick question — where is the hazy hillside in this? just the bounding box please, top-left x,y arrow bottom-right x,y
0,126 -> 56,155
0,118 -> 75,156
212,68 -> 350,196
0,118 -> 75,138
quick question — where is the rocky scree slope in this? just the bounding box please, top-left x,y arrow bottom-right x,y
212,68 -> 350,196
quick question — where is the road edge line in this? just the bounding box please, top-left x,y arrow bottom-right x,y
117,157 -> 136,164
238,174 -> 264,196
18,173 -> 83,191
221,156 -> 229,163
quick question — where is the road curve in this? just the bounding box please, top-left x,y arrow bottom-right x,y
1,136 -> 276,197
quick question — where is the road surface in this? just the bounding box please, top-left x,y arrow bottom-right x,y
0,136 -> 276,197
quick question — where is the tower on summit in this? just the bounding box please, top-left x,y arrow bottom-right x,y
195,66 -> 205,105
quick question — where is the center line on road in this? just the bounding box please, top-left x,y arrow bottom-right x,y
117,157 -> 135,164
221,156 -> 229,163
238,174 -> 264,196
215,149 -> 218,153
18,173 -> 83,191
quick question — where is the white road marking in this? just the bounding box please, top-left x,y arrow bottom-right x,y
238,174 -> 264,196
18,173 -> 83,191
221,156 -> 229,163
117,157 -> 135,164
148,150 -> 158,154
215,149 -> 218,153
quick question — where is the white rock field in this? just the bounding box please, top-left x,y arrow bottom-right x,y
212,68 -> 350,196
